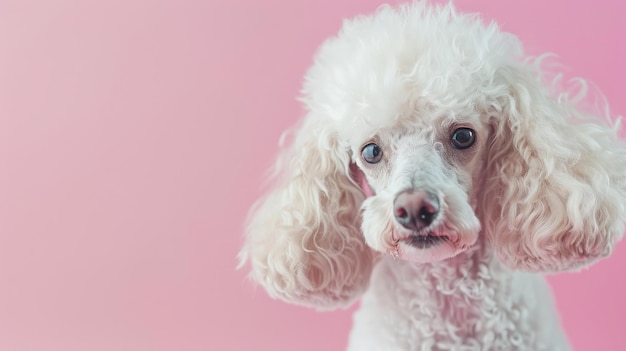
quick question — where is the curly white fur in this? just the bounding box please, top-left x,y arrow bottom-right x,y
239,2 -> 626,350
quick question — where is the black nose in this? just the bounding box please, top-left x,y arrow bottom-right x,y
393,189 -> 440,231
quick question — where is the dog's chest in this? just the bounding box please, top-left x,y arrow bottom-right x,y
347,256 -> 565,351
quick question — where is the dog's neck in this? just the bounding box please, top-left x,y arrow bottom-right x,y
375,240 -> 517,327
383,238 -> 510,292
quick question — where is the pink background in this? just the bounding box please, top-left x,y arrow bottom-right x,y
0,0 -> 624,350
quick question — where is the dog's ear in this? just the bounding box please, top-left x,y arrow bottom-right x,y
238,115 -> 373,309
482,62 -> 626,272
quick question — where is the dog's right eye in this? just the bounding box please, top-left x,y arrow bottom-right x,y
451,128 -> 476,149
361,143 -> 383,164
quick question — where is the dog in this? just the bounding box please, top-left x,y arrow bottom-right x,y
238,2 -> 626,350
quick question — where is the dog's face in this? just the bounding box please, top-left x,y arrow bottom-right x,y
353,116 -> 487,263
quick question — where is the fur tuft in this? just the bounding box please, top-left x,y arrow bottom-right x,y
482,62 -> 626,272
238,116 -> 373,309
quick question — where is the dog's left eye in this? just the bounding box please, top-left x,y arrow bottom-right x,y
451,128 -> 476,149
361,143 -> 383,164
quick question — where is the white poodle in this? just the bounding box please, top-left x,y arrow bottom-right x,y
239,2 -> 626,350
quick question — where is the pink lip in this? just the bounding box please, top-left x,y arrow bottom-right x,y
397,230 -> 446,241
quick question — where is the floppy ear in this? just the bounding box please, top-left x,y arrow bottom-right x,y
482,62 -> 626,272
238,115 -> 373,309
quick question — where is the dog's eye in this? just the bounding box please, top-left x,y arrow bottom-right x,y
451,128 -> 476,149
361,143 -> 383,164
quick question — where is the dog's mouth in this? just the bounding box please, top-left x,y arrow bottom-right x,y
404,232 -> 449,249
389,223 -> 476,263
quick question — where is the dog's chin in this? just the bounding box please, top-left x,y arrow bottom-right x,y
391,230 -> 476,264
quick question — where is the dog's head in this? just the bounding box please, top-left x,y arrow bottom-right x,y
240,2 -> 626,309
